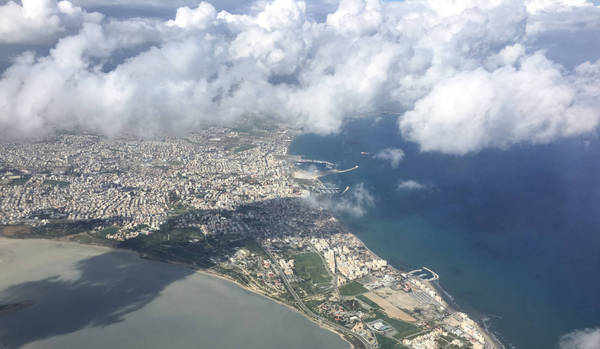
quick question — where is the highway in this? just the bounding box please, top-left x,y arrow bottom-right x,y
263,247 -> 373,349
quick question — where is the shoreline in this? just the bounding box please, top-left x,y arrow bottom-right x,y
341,227 -> 503,349
428,280 -> 506,349
308,169 -> 505,349
0,208 -> 500,349
0,236 -> 355,349
1,130 -> 502,349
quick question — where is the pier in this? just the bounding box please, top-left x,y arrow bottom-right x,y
408,267 -> 439,281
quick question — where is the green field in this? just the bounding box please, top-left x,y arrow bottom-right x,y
292,252 -> 331,284
339,280 -> 368,296
375,334 -> 409,349
357,294 -> 381,309
97,226 -> 119,237
374,310 -> 421,339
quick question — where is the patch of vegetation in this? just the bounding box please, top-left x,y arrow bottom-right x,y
126,224 -> 149,232
292,252 -> 331,284
339,280 -> 368,296
118,212 -> 250,268
357,295 -> 381,309
233,144 -> 257,153
96,226 -> 119,237
230,122 -> 274,135
31,219 -> 106,237
435,334 -> 474,349
8,176 -> 31,186
376,334 -> 408,349
214,266 -> 250,286
305,299 -> 324,312
43,180 -> 70,187
230,126 -> 256,134
373,310 -> 421,339
342,299 -> 361,312
344,334 -> 368,349
76,235 -> 94,243
240,238 -> 267,256
169,204 -> 197,215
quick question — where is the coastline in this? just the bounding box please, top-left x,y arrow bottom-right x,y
193,266 -> 355,349
0,236 -> 355,349
90,217 -> 504,349
340,226 -> 504,349
0,205 -> 500,349
427,280 -> 506,349
0,129 -> 502,349
305,165 -> 504,349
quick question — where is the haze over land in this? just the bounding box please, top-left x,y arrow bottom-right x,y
0,0 -> 599,155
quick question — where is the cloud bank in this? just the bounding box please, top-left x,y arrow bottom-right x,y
559,328 -> 600,349
1,0 -> 599,154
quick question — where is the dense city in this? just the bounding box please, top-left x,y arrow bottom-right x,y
0,127 -> 497,349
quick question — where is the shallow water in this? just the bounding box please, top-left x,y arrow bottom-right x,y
0,238 -> 349,349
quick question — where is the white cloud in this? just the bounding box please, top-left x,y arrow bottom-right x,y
559,328 -> 600,349
374,148 -> 404,168
0,0 -> 102,44
525,0 -> 591,14
306,183 -> 374,217
399,53 -> 600,154
397,180 -> 426,191
166,3 -> 217,29
0,0 -> 599,152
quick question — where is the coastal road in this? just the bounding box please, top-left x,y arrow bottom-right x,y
263,247 -> 373,349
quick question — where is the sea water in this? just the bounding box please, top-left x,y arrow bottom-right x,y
289,117 -> 600,349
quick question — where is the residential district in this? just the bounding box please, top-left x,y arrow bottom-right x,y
0,127 -> 500,349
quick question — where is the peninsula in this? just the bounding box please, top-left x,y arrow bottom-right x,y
0,127 -> 500,349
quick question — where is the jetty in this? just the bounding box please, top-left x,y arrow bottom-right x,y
408,267 -> 439,281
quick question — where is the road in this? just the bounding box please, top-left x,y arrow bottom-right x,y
263,246 -> 373,349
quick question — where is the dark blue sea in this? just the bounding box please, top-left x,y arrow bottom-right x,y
289,117 -> 600,349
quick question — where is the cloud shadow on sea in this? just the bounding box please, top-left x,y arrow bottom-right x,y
0,250 -> 194,349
